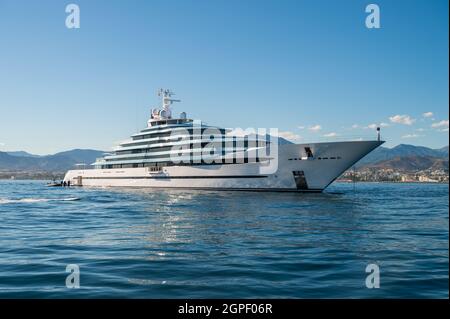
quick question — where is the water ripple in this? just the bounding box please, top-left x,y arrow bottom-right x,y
0,180 -> 448,298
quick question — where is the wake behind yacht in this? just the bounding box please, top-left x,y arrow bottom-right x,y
64,89 -> 384,191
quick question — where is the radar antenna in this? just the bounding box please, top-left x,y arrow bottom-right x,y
158,88 -> 181,111
149,88 -> 182,124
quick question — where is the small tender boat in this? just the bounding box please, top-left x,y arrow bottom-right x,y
46,181 -> 62,187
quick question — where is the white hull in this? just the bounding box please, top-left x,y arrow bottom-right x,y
64,140 -> 383,192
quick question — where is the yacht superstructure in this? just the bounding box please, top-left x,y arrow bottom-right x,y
64,89 -> 384,191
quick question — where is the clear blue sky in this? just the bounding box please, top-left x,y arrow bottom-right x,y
0,0 -> 448,155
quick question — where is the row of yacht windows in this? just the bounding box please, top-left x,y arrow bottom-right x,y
105,149 -> 264,163
132,128 -> 228,141
146,119 -> 193,128
288,156 -> 342,161
115,141 -> 266,156
100,157 -> 263,169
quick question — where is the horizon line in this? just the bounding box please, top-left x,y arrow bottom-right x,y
1,143 -> 449,157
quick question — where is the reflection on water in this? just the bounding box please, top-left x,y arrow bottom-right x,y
0,180 -> 448,298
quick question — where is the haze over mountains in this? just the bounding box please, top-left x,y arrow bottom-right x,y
0,144 -> 448,174
354,144 -> 448,173
366,156 -> 448,172
357,144 -> 449,166
0,149 -> 105,172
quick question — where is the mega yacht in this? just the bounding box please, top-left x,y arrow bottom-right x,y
64,89 -> 384,191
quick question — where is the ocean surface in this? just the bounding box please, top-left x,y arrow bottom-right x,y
0,180 -> 448,298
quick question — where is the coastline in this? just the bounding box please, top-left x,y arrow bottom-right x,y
1,176 -> 448,185
336,179 -> 449,185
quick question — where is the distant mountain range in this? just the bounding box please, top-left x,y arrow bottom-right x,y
0,149 -> 105,172
5,151 -> 42,158
364,156 -> 448,172
0,144 -> 448,174
357,144 -> 448,167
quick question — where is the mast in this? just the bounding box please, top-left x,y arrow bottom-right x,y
149,88 -> 181,125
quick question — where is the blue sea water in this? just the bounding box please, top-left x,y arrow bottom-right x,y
0,180 -> 448,298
